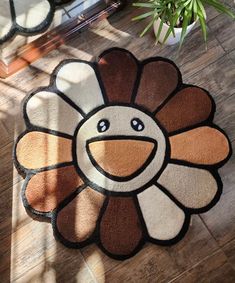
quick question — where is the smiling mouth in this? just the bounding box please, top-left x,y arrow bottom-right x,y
86,136 -> 157,181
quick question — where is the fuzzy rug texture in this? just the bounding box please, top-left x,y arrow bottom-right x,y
14,48 -> 232,260
0,0 -> 74,44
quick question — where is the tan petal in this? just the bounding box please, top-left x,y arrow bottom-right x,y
138,185 -> 185,240
25,165 -> 83,212
156,87 -> 213,132
56,187 -> 105,242
98,48 -> 138,103
16,131 -> 72,169
158,164 -> 218,209
135,60 -> 179,112
170,126 -> 230,165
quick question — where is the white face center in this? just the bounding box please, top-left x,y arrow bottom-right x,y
75,106 -> 167,193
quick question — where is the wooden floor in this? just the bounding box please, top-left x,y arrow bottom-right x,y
0,2 -> 235,282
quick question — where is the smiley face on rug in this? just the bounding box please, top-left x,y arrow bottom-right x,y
14,48 -> 232,260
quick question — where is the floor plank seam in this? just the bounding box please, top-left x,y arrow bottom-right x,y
166,249 -> 222,283
80,251 -> 99,283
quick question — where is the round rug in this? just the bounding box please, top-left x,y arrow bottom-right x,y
14,47 -> 232,260
0,0 -> 74,44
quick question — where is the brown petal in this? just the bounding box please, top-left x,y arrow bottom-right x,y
135,60 -> 179,112
56,187 -> 105,242
16,131 -> 72,170
98,49 -> 138,103
156,87 -> 213,133
99,196 -> 143,256
25,165 -> 83,212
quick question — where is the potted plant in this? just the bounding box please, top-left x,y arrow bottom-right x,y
132,0 -> 235,47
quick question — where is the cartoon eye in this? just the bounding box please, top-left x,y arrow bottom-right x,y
131,118 -> 145,131
97,119 -> 110,132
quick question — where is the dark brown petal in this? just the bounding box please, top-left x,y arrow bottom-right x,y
156,87 -> 213,132
98,49 -> 138,103
135,60 -> 179,112
99,196 -> 143,256
56,187 -> 105,242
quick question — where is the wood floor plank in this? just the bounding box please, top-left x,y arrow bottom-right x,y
208,13 -> 235,53
0,142 -> 22,192
201,185 -> 235,247
187,55 -> 235,99
223,239 -> 235,271
172,250 -> 235,283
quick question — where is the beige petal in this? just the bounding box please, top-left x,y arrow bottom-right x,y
14,0 -> 51,29
0,0 -> 12,39
26,91 -> 83,135
138,185 -> 185,240
158,163 -> 218,209
56,62 -> 104,114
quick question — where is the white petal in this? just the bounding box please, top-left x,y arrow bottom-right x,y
158,163 -> 218,209
0,1 -> 12,39
14,0 -> 51,29
56,62 -> 104,114
138,185 -> 185,240
26,91 -> 83,135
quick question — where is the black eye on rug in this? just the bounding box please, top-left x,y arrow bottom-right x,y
0,0 -> 75,44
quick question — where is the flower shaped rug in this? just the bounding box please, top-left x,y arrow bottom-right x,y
0,0 -> 74,44
14,48 -> 232,260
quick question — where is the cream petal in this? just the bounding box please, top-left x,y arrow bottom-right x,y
0,0 -> 12,39
26,91 -> 83,135
14,0 -> 51,29
158,163 -> 218,209
138,185 -> 185,240
56,62 -> 104,114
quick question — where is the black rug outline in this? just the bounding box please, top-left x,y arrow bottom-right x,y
0,0 -> 74,44
13,47 -> 233,260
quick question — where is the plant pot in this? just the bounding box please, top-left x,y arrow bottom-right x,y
153,17 -> 196,45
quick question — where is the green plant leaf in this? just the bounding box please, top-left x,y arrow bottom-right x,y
179,8 -> 190,49
132,3 -> 157,8
204,0 -> 235,19
198,13 -> 207,44
132,10 -> 156,21
140,14 -> 159,37
155,18 -> 164,43
197,0 -> 207,19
